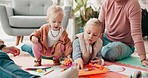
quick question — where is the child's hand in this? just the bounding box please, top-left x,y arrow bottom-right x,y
91,58 -> 104,65
31,36 -> 38,44
74,58 -> 83,69
3,46 -> 20,56
64,57 -> 72,66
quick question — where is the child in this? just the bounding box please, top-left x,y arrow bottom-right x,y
30,5 -> 72,66
72,18 -> 104,69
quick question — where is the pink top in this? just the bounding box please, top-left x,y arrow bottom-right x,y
99,0 -> 146,55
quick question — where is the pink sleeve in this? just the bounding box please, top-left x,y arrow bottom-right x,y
129,0 -> 146,55
98,0 -> 107,24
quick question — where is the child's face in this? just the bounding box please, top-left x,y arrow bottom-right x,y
84,25 -> 101,44
47,14 -> 63,31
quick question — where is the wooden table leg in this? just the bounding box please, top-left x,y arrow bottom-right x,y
16,36 -> 24,46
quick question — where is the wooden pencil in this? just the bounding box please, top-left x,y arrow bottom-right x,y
44,69 -> 54,76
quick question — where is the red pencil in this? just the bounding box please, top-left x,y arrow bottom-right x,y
44,69 -> 54,76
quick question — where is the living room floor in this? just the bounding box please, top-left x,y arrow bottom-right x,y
1,21 -> 148,78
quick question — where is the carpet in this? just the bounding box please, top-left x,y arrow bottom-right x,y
117,54 -> 148,69
10,53 -> 148,78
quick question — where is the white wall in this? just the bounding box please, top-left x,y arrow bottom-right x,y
139,0 -> 148,10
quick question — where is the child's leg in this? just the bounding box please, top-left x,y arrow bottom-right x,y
32,43 -> 42,60
0,52 -> 40,78
101,42 -> 135,61
32,43 -> 43,66
40,47 -> 52,57
21,44 -> 52,59
52,44 -> 65,65
53,44 -> 65,59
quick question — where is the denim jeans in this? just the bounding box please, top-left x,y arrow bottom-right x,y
0,51 -> 39,78
101,34 -> 135,61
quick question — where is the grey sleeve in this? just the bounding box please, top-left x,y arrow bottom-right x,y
72,39 -> 82,61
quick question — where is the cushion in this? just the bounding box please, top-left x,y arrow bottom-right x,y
13,0 -> 53,15
9,16 -> 47,28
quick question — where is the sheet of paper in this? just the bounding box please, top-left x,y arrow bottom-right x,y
107,65 -> 147,76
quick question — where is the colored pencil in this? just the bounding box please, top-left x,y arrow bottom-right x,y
44,69 -> 54,76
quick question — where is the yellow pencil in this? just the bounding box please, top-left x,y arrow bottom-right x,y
44,69 -> 54,76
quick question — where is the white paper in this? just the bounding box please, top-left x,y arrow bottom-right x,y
107,65 -> 146,76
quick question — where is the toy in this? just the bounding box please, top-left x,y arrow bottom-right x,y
79,63 -> 108,76
36,68 -> 43,73
63,58 -> 72,66
88,63 -> 105,70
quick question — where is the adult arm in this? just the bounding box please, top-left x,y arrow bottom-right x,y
129,1 -> 148,66
98,0 -> 107,38
0,39 -> 20,56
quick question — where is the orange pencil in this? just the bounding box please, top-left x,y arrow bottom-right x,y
44,69 -> 54,76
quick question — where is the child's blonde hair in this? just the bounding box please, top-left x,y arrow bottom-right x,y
84,18 -> 103,31
47,5 -> 64,18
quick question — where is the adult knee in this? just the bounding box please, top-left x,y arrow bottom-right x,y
101,46 -> 116,61
101,42 -> 123,61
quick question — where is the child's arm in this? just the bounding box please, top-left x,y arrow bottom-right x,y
31,36 -> 39,44
72,39 -> 82,61
90,50 -> 104,65
30,24 -> 47,42
61,30 -> 72,56
72,39 -> 84,69
74,58 -> 83,69
90,57 -> 104,65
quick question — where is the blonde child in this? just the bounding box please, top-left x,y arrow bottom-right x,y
72,18 -> 104,69
30,5 -> 72,66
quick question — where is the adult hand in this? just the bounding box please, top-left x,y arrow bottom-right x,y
141,59 -> 148,67
2,46 -> 20,56
31,36 -> 38,44
74,58 -> 83,69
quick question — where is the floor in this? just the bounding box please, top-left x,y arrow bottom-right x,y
1,21 -> 148,78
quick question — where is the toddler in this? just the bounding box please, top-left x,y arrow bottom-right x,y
72,18 -> 104,69
30,5 -> 72,66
